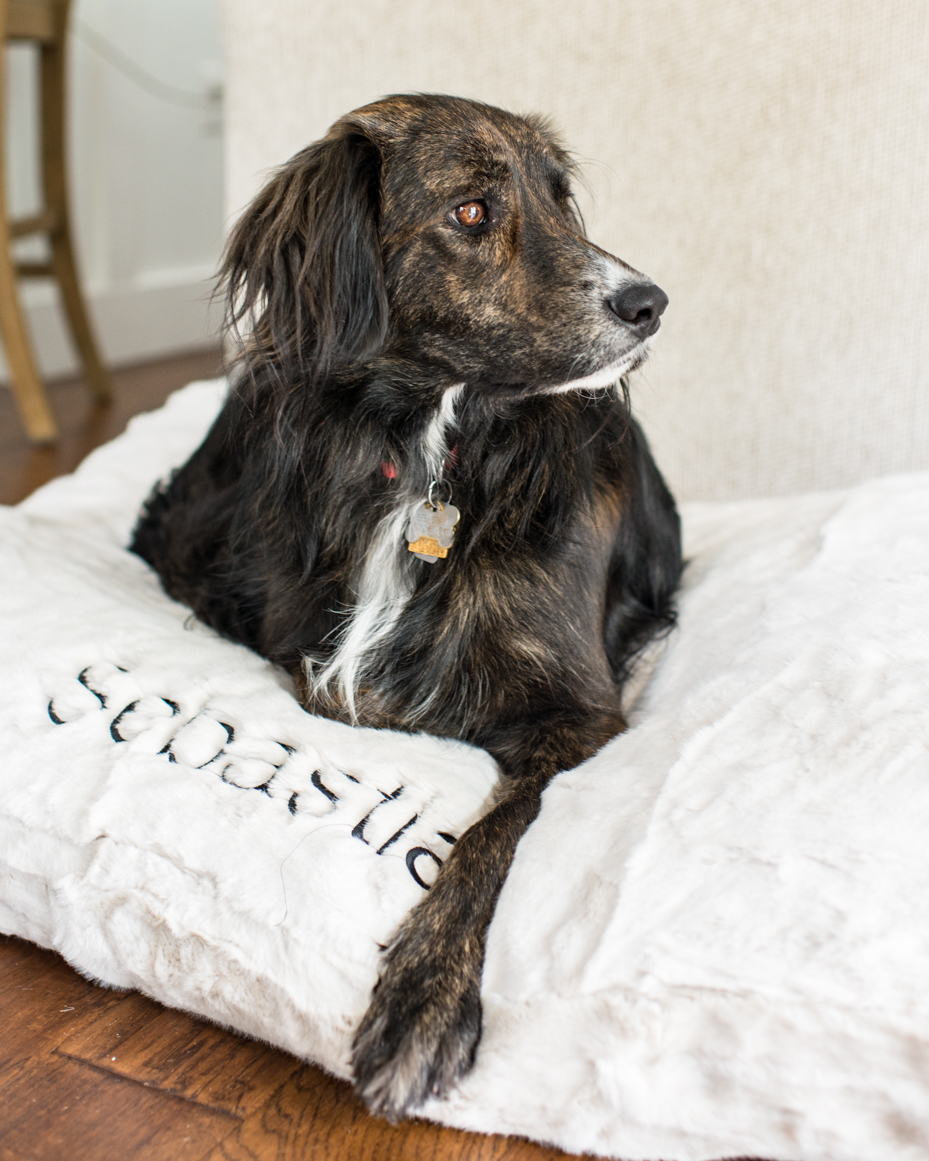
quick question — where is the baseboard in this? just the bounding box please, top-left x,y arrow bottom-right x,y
0,268 -> 223,382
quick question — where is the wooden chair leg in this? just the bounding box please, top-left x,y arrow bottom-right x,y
40,5 -> 111,405
0,201 -> 58,445
48,225 -> 112,404
0,2 -> 56,442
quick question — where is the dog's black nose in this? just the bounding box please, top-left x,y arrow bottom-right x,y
606,282 -> 669,337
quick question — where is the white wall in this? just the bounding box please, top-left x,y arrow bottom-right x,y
2,0 -> 225,380
221,0 -> 929,502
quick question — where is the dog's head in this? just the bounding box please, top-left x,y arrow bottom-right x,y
225,94 -> 666,395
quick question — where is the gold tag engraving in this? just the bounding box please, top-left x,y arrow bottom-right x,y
407,536 -> 449,559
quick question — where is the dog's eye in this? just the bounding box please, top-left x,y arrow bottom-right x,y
452,201 -> 486,228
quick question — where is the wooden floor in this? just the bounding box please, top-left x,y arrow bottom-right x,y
0,353 -> 573,1160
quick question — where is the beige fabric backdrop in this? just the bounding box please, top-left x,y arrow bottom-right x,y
220,1 -> 929,501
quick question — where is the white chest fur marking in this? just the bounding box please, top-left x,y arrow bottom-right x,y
305,385 -> 463,723
422,383 -> 463,479
306,501 -> 418,722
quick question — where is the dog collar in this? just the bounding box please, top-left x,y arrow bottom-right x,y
380,443 -> 459,481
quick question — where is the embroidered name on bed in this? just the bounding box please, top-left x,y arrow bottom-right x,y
45,663 -> 457,889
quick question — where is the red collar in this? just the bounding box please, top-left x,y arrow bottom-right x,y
381,443 -> 458,480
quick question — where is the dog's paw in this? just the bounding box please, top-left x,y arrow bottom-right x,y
351,946 -> 482,1122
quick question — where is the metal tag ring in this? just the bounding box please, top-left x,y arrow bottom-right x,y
427,478 -> 453,509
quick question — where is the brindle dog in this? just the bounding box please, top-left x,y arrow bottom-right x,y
132,94 -> 681,1120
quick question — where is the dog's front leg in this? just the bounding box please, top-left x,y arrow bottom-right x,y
351,709 -> 624,1121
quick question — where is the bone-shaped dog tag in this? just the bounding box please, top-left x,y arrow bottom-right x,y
406,501 -> 460,563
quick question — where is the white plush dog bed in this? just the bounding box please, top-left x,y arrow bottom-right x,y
2,379 -> 929,1161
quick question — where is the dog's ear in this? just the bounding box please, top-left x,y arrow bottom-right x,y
222,124 -> 387,381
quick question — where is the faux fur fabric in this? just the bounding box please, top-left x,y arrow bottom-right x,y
2,380 -> 929,1161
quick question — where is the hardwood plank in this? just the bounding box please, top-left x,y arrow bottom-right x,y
0,935 -> 129,1069
59,998 -> 302,1118
55,990 -> 173,1064
6,937 -> 300,1121
204,1064 -> 571,1161
0,1054 -> 237,1161
0,938 -> 243,1157
0,1147 -> 31,1161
